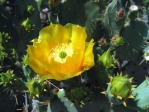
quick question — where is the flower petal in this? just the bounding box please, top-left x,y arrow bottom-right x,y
50,50 -> 83,76
65,24 -> 86,51
82,39 -> 95,70
29,57 -> 66,81
27,44 -> 42,59
39,23 -> 69,47
28,57 -> 52,76
27,39 -> 49,60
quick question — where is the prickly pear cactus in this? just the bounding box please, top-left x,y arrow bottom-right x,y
127,77 -> 149,111
116,8 -> 148,61
121,20 -> 148,51
103,73 -> 135,106
0,0 -> 149,112
103,0 -> 124,38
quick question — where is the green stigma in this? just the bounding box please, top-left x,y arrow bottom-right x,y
59,51 -> 67,59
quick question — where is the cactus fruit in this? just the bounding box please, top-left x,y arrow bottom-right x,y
110,35 -> 124,47
102,73 -> 135,106
96,48 -> 117,88
97,49 -> 116,69
127,77 -> 149,111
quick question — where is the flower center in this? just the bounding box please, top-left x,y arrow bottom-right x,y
59,51 -> 67,59
49,44 -> 73,64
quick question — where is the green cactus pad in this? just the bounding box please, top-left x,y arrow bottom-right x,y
103,0 -> 124,37
127,78 -> 149,111
120,20 -> 148,51
116,20 -> 148,61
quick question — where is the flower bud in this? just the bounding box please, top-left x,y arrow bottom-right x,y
102,73 -> 135,106
128,5 -> 139,21
21,18 -> 34,31
111,35 -> 124,47
110,75 -> 132,99
97,49 -> 115,69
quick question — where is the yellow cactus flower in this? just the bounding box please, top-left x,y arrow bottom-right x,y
27,23 -> 94,81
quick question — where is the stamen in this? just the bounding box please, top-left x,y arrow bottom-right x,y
49,44 -> 74,64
